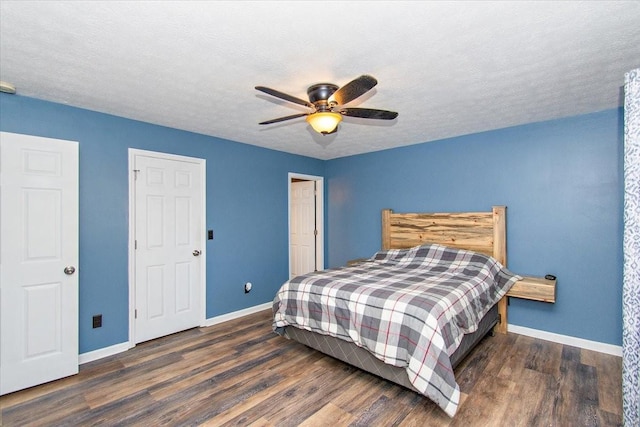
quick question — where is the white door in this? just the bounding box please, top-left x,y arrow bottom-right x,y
290,180 -> 316,278
133,151 -> 204,344
0,132 -> 79,395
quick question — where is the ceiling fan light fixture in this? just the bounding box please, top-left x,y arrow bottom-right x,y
306,112 -> 342,134
0,81 -> 16,94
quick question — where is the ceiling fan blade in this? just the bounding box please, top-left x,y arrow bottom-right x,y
331,75 -> 378,105
259,113 -> 309,125
255,86 -> 314,108
339,108 -> 398,120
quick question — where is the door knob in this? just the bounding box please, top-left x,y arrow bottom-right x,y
192,250 -> 201,256
64,266 -> 76,275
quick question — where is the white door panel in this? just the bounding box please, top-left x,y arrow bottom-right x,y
133,153 -> 204,344
1,132 -> 79,395
290,180 -> 316,278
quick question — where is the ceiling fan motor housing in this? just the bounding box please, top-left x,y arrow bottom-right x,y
307,83 -> 339,110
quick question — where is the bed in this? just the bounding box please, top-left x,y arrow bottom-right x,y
272,206 -> 520,417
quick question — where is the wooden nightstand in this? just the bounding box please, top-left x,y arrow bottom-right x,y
507,275 -> 556,303
347,258 -> 369,267
495,275 -> 556,334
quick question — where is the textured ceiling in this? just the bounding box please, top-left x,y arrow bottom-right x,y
1,1 -> 639,160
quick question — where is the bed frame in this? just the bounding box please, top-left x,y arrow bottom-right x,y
283,206 -> 510,399
381,205 -> 509,334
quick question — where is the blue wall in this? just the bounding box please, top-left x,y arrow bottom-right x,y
1,92 -> 623,352
0,94 -> 324,353
325,109 -> 623,346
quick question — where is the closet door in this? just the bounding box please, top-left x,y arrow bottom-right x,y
132,150 -> 205,344
0,132 -> 79,395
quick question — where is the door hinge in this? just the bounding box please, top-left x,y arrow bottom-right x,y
135,240 -> 137,249
133,169 -> 140,180
135,309 -> 137,319
314,229 -> 318,236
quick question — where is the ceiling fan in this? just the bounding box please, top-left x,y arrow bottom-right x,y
255,75 -> 398,135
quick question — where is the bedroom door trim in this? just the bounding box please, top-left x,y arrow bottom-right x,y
127,148 -> 206,348
288,173 -> 324,277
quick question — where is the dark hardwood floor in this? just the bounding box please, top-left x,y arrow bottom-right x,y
0,309 -> 622,426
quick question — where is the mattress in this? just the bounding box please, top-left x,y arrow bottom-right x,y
273,243 -> 519,416
282,303 -> 499,395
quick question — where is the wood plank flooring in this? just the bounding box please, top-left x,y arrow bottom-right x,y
0,309 -> 622,426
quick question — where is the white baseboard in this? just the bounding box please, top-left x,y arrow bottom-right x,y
80,308 -> 621,366
508,324 -> 622,357
77,303 -> 272,365
79,342 -> 130,365
202,302 -> 272,327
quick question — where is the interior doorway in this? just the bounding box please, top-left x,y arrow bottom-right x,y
288,173 -> 324,278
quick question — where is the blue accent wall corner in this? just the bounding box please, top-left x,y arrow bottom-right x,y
325,108 -> 624,346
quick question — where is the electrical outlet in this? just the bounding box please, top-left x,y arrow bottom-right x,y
244,282 -> 252,293
92,314 -> 102,328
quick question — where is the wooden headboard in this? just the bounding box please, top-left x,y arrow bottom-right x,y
381,206 -> 510,333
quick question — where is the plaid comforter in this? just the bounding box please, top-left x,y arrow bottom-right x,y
272,243 -> 520,417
